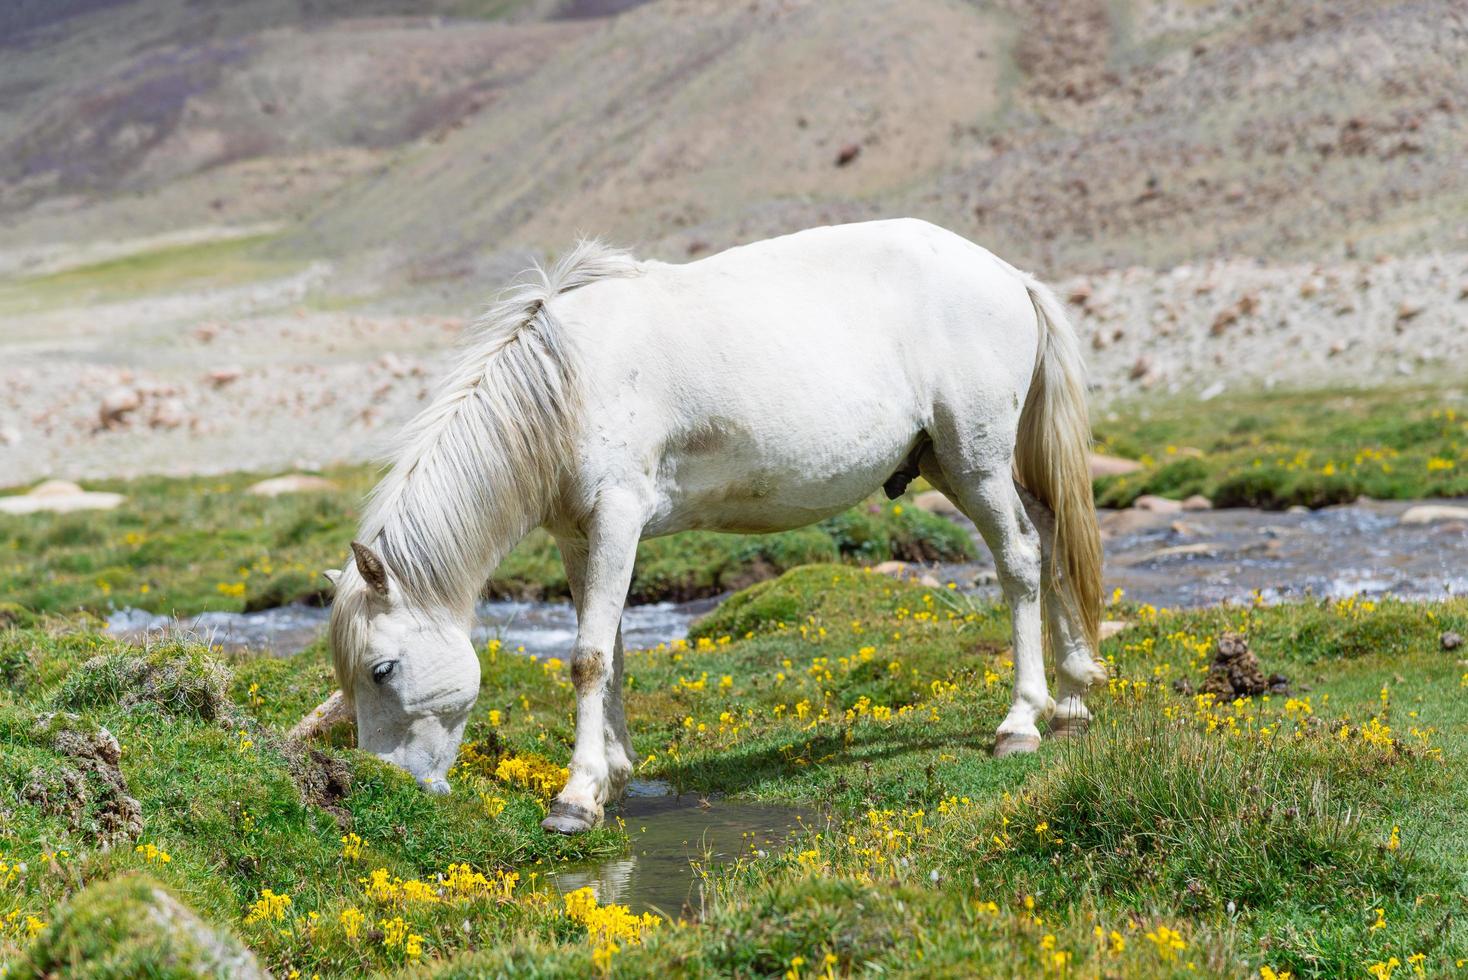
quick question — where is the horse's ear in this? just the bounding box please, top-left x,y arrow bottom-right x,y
350,541 -> 390,598
322,568 -> 342,589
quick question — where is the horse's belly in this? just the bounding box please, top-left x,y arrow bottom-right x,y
643,431 -> 913,537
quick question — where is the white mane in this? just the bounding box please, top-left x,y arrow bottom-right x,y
331,240 -> 641,694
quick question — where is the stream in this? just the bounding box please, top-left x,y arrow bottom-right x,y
103,497 -> 1462,912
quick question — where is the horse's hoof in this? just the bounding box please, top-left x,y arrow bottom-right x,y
993,732 -> 1042,758
541,800 -> 601,834
1049,715 -> 1090,739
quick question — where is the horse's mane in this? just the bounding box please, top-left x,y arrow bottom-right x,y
330,239 -> 641,698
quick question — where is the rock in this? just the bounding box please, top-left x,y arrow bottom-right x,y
872,560 -> 909,578
30,479 -> 84,497
1200,632 -> 1280,698
378,353 -> 409,377
0,424 -> 19,446
147,398 -> 186,430
0,481 -> 126,515
1133,494 -> 1184,514
206,367 -> 242,388
1286,505 -> 1311,514
1181,494 -> 1214,511
912,490 -> 960,518
1098,507 -> 1167,538
247,474 -> 340,497
12,873 -> 271,979
1099,620 -> 1130,640
917,574 -> 942,589
98,386 -> 141,429
1443,631 -> 1463,652
1399,505 -> 1468,525
1090,453 -> 1144,478
835,143 -> 861,166
1128,355 -> 1152,381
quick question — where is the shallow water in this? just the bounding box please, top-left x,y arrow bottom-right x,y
543,785 -> 811,916
107,595 -> 716,658
932,498 -> 1467,608
105,499 -> 1464,657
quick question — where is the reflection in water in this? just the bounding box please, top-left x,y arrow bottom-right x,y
545,794 -> 811,916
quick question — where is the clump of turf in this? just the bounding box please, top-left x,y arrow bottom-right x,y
8,872 -> 269,980
52,643 -> 233,720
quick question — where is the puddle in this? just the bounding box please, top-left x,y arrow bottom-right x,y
543,786 -> 811,916
107,595 -> 716,658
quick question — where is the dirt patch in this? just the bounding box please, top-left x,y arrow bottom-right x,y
1177,633 -> 1290,699
286,744 -> 354,827
20,712 -> 143,846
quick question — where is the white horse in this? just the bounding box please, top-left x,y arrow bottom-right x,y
326,218 -> 1104,834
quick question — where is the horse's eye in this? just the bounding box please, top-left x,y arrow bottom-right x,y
372,660 -> 398,684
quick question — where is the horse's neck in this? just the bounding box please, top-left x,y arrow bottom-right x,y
375,486 -> 539,618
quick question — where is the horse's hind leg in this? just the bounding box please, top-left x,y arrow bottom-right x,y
933,458 -> 1052,756
1017,487 -> 1108,737
543,493 -> 643,834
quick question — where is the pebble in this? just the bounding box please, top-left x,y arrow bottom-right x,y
1133,494 -> 1184,514
1399,504 -> 1468,525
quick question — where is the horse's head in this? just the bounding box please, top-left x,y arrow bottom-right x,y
326,541 -> 480,794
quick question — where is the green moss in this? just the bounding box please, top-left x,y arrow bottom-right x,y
7,872 -> 266,980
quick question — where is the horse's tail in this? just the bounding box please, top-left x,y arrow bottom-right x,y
1013,273 -> 1102,656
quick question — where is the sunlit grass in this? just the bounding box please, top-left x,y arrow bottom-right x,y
3,567 -> 1465,976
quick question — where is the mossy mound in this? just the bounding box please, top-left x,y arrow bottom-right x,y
7,872 -> 269,980
53,644 -> 233,720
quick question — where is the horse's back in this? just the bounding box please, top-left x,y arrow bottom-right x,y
547,220 -> 1042,534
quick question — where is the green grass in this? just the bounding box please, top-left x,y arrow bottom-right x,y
1093,385 -> 1468,508
2,571 -> 1465,977
0,467 -> 972,617
0,234 -> 289,316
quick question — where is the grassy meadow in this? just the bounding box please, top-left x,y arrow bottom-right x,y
2,569 -> 1466,977
0,469 -> 971,620
1092,385 -> 1467,509
2,383 -> 1466,977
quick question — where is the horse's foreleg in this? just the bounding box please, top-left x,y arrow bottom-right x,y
556,536 -> 637,804
945,468 -> 1052,757
543,498 -> 641,834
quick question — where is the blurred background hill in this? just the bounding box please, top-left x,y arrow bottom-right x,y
2,0 -> 1464,481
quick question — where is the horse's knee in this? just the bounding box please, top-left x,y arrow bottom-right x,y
570,645 -> 607,696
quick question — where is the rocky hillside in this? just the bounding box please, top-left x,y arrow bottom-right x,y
4,0 -> 1465,273
1,0 -> 1464,481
